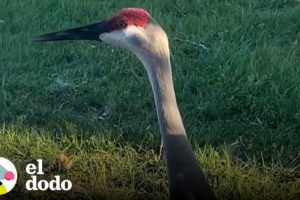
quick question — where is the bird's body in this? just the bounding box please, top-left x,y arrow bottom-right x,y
34,8 -> 216,200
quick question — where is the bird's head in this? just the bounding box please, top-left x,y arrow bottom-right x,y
34,8 -> 170,63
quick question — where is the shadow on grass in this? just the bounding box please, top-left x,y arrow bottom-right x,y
1,122 -> 299,200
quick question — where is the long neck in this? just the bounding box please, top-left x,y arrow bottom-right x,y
146,58 -> 186,138
140,54 -> 216,200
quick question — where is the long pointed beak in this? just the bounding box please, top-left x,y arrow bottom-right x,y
33,21 -> 107,42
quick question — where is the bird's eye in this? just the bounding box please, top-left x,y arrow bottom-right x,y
116,19 -> 127,29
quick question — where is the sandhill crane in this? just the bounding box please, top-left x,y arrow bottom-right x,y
34,8 -> 216,200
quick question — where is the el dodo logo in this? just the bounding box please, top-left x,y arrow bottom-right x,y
0,157 -> 17,195
26,159 -> 72,191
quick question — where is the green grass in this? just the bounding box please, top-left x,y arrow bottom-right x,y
0,0 -> 300,199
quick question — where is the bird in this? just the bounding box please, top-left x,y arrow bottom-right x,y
34,8 -> 216,200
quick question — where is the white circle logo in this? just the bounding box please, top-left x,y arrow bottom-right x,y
0,157 -> 17,195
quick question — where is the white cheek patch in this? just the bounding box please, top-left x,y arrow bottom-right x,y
124,26 -> 146,48
99,31 -> 127,48
99,26 -> 146,50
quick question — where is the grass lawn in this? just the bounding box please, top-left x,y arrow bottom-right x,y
1,0 -> 300,199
